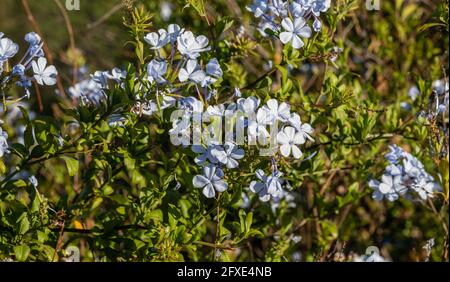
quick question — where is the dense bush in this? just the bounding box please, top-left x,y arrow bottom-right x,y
0,0 -> 448,262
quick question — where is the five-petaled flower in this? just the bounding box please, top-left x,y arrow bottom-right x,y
277,126 -> 305,159
31,57 -> 58,86
279,17 -> 312,49
193,164 -> 228,198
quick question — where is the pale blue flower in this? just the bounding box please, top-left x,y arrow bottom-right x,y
31,57 -> 57,86
147,59 -> 167,84
0,36 -> 19,62
144,29 -> 170,50
279,17 -> 312,49
178,59 -> 205,84
177,31 -> 210,59
193,164 -> 228,198
210,142 -> 245,169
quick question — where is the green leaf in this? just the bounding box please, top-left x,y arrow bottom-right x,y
61,156 -> 79,177
14,245 -> 30,261
19,216 -> 30,235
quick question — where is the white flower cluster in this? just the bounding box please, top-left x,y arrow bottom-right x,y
368,145 -> 441,202
168,95 -> 315,200
144,24 -> 221,91
1,32 -> 58,99
247,0 -> 331,49
68,67 -> 126,106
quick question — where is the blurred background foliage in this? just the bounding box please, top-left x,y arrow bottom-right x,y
0,0 -> 448,261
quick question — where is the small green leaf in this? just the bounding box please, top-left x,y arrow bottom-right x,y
61,156 -> 79,176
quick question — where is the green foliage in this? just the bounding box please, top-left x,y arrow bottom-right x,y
0,0 -> 448,262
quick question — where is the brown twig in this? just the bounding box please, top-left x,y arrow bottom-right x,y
53,0 -> 77,84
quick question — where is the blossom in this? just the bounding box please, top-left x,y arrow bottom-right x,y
264,98 -> 291,122
91,71 -> 109,88
237,96 -> 260,115
192,145 -> 219,165
147,59 -> 167,84
31,57 -> 58,86
160,2 -> 173,21
68,78 -> 104,105
107,68 -> 127,83
108,114 -> 127,127
29,176 -> 38,187
201,58 -> 223,87
277,126 -> 305,158
369,145 -> 441,201
167,24 -> 182,43
368,174 -> 405,202
248,107 -> 273,144
279,17 -> 312,49
246,0 -> 269,18
169,115 -> 191,146
179,96 -> 204,113
210,142 -> 245,169
249,169 -> 271,202
178,59 -> 205,84
24,32 -> 41,46
288,113 -> 314,142
177,31 -> 211,59
206,104 -> 225,117
144,29 -> 170,50
0,36 -> 19,62
0,126 -> 9,157
192,164 -> 228,198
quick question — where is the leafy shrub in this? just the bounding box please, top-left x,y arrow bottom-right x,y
0,0 -> 448,262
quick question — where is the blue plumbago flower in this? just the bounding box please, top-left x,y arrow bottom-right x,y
279,17 -> 312,49
432,79 -> 449,115
31,57 -> 58,86
68,67 -> 125,105
270,188 -> 296,212
29,176 -> 38,187
91,70 -> 109,89
193,164 -> 228,198
249,169 -> 271,202
167,24 -> 182,43
0,35 -> 19,62
264,98 -> 291,122
369,145 -> 441,202
248,107 -> 273,144
107,68 -> 127,83
246,0 -> 269,18
144,29 -> 170,50
12,64 -> 26,77
24,32 -> 41,46
192,145 -> 219,165
107,114 -> 128,127
178,59 -> 205,84
210,142 -> 245,169
288,113 -> 314,141
0,126 -> 9,158
202,58 -> 223,87
160,2 -> 173,21
68,78 -> 104,105
177,31 -> 211,59
147,59 -> 167,84
408,86 -> 420,101
354,251 -> 387,262
247,0 -> 330,49
277,126 -> 305,159
249,168 -> 285,202
206,104 -> 225,117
